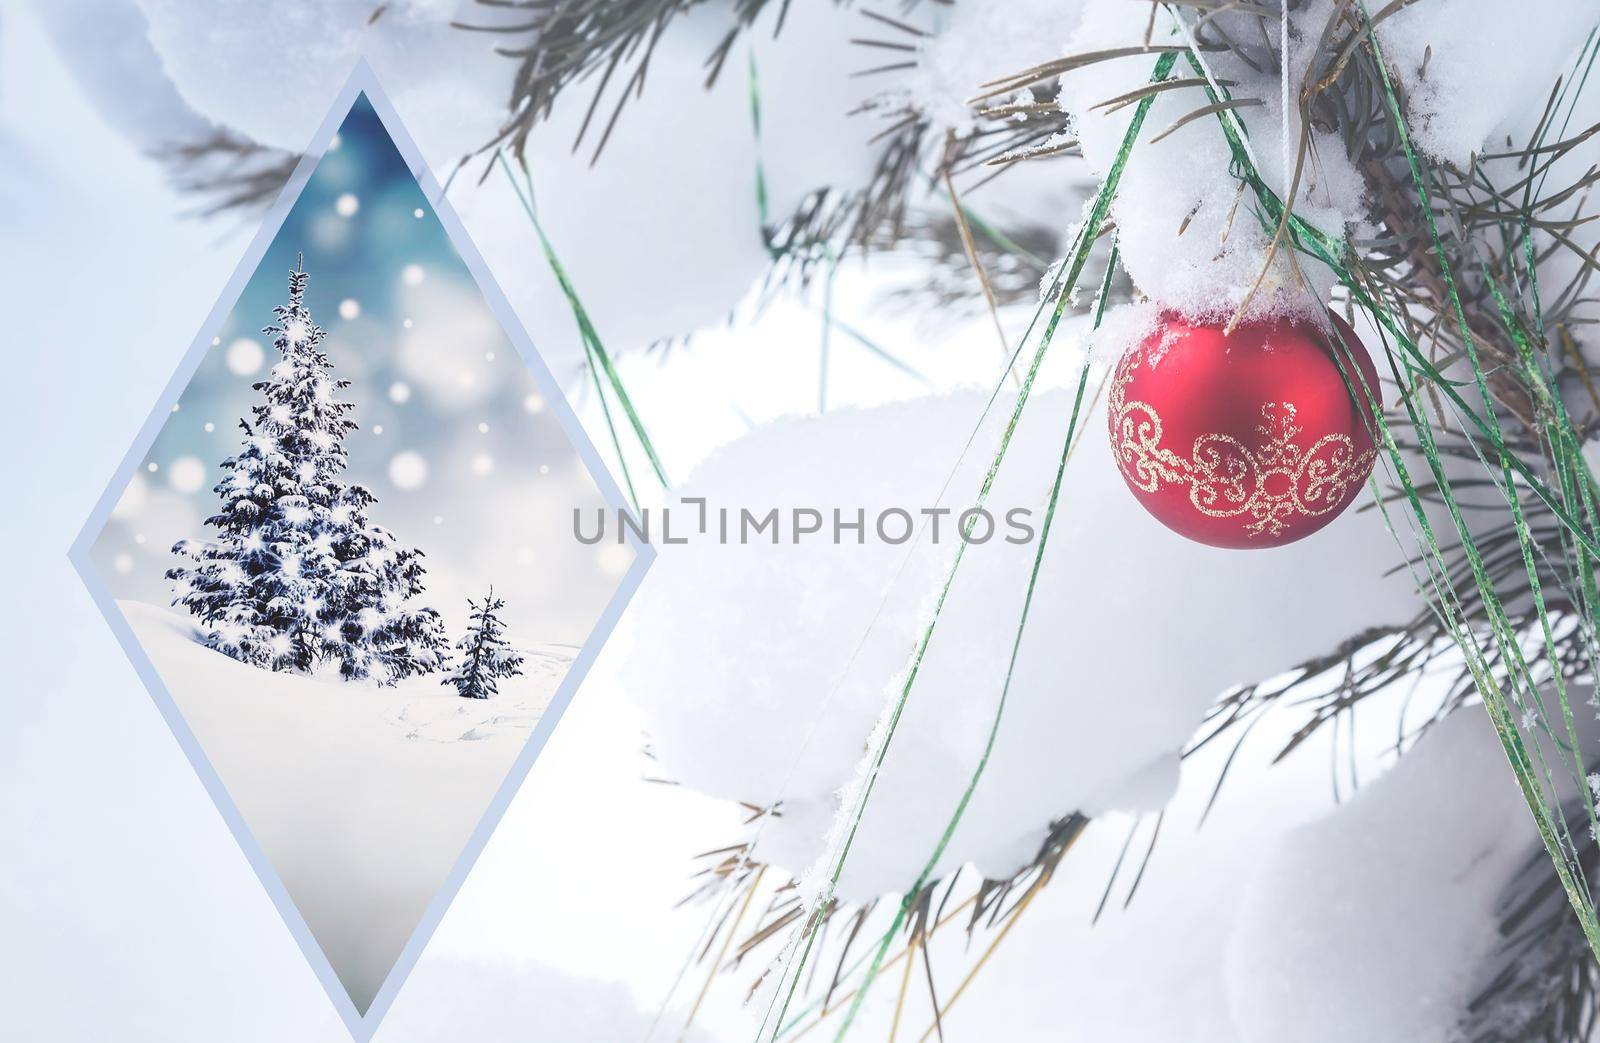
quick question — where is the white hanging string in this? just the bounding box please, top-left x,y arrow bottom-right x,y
1281,0 -> 1292,201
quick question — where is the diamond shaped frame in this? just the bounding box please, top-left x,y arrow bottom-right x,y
67,62 -> 654,1042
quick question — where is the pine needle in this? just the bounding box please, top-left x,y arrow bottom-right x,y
941,138 -> 1015,386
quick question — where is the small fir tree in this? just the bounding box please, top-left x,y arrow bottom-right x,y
443,588 -> 525,699
168,258 -> 447,684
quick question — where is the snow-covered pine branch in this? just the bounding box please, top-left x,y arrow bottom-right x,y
167,257 -> 447,684
442,588 -> 525,700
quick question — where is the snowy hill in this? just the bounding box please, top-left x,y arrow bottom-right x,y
119,600 -> 572,1012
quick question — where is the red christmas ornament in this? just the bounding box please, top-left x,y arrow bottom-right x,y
1106,310 -> 1380,549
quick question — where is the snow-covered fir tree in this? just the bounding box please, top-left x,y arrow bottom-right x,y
168,258 -> 447,684
442,588 -> 525,700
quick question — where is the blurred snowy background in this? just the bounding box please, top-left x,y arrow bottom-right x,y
88,95 -> 621,645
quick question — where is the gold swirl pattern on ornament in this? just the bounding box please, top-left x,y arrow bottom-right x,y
1107,349 -> 1375,538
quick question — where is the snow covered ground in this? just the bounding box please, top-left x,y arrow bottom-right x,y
119,600 -> 571,1012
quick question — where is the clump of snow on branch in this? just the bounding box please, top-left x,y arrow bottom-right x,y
1466,27 -> 1600,369
32,0 -> 220,148
1052,0 -> 1596,328
902,0 -> 1084,138
1057,0 -> 1366,324
132,0 -> 519,169
799,688 -> 1382,1041
744,2 -> 888,223
462,0 -> 1036,369
456,5 -> 770,370
621,363 -> 1419,901
1374,0 -> 1596,167
1224,705 -> 1595,1043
